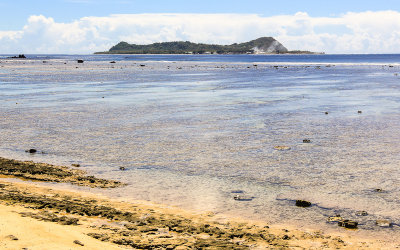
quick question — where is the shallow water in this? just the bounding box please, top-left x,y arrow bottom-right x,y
1,56 -> 400,240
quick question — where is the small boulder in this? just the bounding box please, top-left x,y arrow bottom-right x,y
356,211 -> 368,216
325,111 -> 329,115
119,167 -> 126,171
71,164 -> 80,168
110,61 -> 116,63
338,220 -> 358,229
233,195 -> 253,201
357,110 -> 362,114
77,60 -> 84,63
6,235 -> 18,240
73,240 -> 84,246
295,200 -> 311,207
302,139 -> 311,143
376,219 -> 392,227
25,149 -> 37,154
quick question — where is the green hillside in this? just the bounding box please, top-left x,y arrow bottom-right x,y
96,37 -> 293,54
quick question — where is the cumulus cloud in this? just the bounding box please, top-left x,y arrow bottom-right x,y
1,11 -> 400,54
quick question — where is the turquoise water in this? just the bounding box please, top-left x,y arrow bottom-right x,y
1,55 -> 400,239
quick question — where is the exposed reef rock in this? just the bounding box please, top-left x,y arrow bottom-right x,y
0,157 -> 123,188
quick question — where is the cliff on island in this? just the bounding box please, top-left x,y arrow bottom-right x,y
96,37 -> 321,55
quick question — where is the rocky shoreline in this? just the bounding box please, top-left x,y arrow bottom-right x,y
0,157 -> 123,188
0,157 -> 396,249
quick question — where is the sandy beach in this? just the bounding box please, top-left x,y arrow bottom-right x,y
0,157 -> 398,249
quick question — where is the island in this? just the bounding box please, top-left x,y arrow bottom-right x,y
95,37 -> 322,55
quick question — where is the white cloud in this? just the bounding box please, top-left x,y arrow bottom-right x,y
1,11 -> 400,54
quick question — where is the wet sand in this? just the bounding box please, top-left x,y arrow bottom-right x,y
0,157 -> 398,249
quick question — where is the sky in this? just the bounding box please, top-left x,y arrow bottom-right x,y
1,0 -> 400,54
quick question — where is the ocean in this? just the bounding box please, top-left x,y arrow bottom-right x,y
1,54 -> 400,239
2,53 -> 400,64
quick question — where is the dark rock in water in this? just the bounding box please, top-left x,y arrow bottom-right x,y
77,60 -> 84,63
356,211 -> 368,216
110,61 -> 116,63
71,164 -> 80,168
295,200 -> 311,207
73,240 -> 84,246
376,219 -> 392,227
9,54 -> 26,59
325,111 -> 329,115
140,64 -> 145,67
233,195 -> 253,201
358,110 -> 362,114
338,220 -> 358,229
374,188 -> 384,192
302,139 -> 311,143
25,149 -> 37,154
119,167 -> 126,171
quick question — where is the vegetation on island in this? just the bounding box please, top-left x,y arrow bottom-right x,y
96,37 -> 322,55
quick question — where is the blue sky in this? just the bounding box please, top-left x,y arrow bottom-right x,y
1,0 -> 400,53
2,0 -> 399,29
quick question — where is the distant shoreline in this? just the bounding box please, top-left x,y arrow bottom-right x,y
96,37 -> 324,55
94,51 -> 324,55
